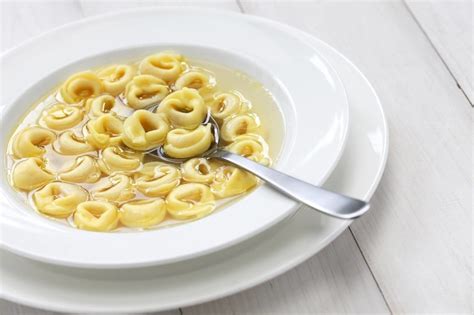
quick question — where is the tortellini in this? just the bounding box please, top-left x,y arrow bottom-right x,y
12,158 -> 54,191
97,64 -> 135,96
120,199 -> 166,228
181,158 -> 215,184
226,134 -> 271,166
56,131 -> 95,155
85,95 -> 116,117
124,75 -> 169,109
134,162 -> 181,197
91,174 -> 135,202
7,51 -> 275,232
211,166 -> 258,199
12,126 -> 56,158
139,53 -> 184,82
122,110 -> 169,151
220,113 -> 260,142
60,71 -> 103,104
59,155 -> 101,183
74,201 -> 119,232
156,88 -> 207,129
86,114 -> 123,149
42,104 -> 84,130
166,183 -> 216,220
33,182 -> 88,218
98,146 -> 143,175
164,124 -> 213,159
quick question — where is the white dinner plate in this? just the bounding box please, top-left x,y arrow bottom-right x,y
0,16 -> 388,313
0,7 -> 350,268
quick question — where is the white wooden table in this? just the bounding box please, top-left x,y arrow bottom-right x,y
1,1 -> 471,314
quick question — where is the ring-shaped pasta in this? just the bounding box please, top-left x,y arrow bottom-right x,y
86,114 -> 123,149
11,158 -> 54,191
226,134 -> 271,166
12,126 -> 56,159
59,155 -> 101,183
163,124 -> 213,159
181,158 -> 215,184
139,53 -> 184,82
166,183 -> 215,220
209,92 -> 247,120
56,131 -> 95,155
174,71 -> 215,98
97,64 -> 135,96
134,162 -> 181,197
91,174 -> 135,202
220,113 -> 260,142
122,110 -> 170,151
120,199 -> 166,228
60,71 -> 103,104
124,75 -> 169,109
74,200 -> 119,232
42,103 -> 84,131
85,95 -> 116,117
33,182 -> 88,218
156,88 -> 207,129
211,166 -> 258,199
98,146 -> 143,175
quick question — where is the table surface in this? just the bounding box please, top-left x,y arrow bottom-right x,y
0,1 -> 471,314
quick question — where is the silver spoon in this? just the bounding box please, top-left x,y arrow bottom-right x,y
148,112 -> 369,220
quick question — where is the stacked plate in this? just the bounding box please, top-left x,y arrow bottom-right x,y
0,8 -> 388,313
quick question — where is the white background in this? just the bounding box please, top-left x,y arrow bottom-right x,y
0,0 -> 472,314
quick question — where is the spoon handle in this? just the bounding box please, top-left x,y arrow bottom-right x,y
213,149 -> 369,219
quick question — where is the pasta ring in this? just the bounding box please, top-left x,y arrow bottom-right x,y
91,174 -> 135,203
42,104 -> 84,131
181,158 -> 215,184
85,95 -> 116,118
120,199 -> 167,228
11,158 -> 54,191
220,113 -> 260,142
209,92 -> 246,120
60,71 -> 103,104
174,70 -> 215,98
86,114 -> 123,149
97,64 -> 135,96
12,126 -> 56,159
163,124 -> 213,159
56,131 -> 95,155
33,182 -> 88,218
166,183 -> 215,220
124,75 -> 169,109
156,88 -> 207,129
98,146 -> 143,175
226,134 -> 271,166
122,110 -> 170,151
74,200 -> 119,232
134,162 -> 181,197
59,155 -> 102,183
211,165 -> 258,199
139,53 -> 184,82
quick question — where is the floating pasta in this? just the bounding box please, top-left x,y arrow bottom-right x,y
122,110 -> 169,151
166,183 -> 216,220
98,146 -> 143,175
11,158 -> 54,191
33,182 -> 88,218
86,114 -> 123,149
42,104 -> 84,131
211,165 -> 258,199
120,199 -> 167,228
220,113 -> 260,142
56,131 -> 95,155
91,174 -> 135,202
97,64 -> 135,96
59,155 -> 101,183
174,70 -> 215,98
156,88 -> 207,129
124,74 -> 169,109
139,52 -> 184,82
163,124 -> 213,159
12,126 -> 56,159
181,158 -> 215,184
134,162 -> 181,197
226,134 -> 271,166
85,95 -> 116,117
209,92 -> 247,120
73,200 -> 119,232
60,71 -> 103,104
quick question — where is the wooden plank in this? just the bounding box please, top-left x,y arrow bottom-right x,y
239,0 -> 472,313
405,0 -> 473,104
